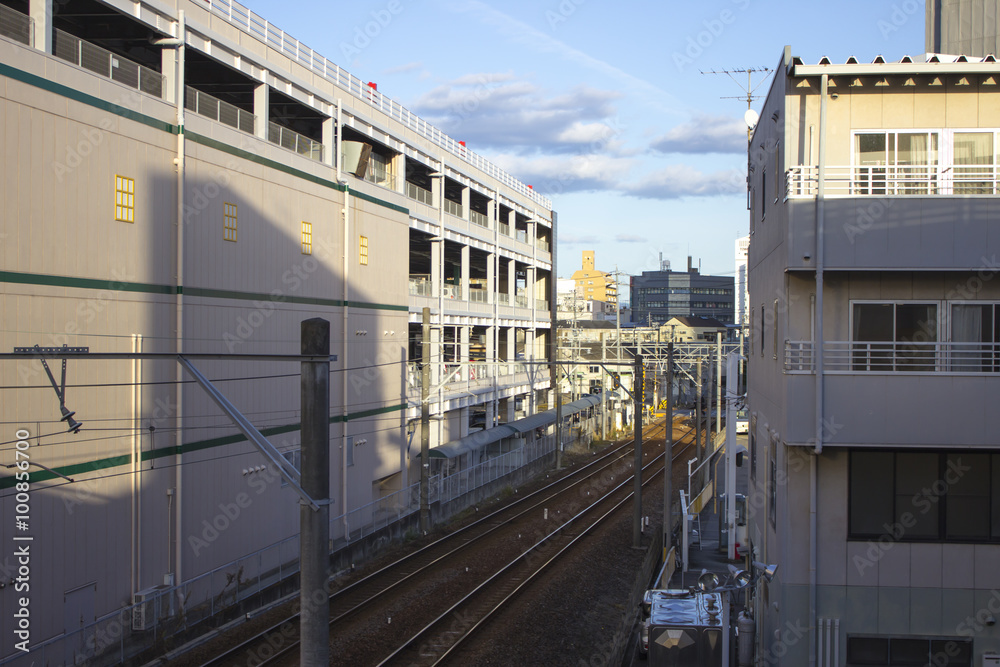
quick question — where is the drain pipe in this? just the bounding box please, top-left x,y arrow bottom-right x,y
152,10 -> 187,589
810,72 -> 829,667
342,183 -> 350,539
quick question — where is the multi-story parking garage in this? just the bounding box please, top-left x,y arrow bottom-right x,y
0,0 -> 553,662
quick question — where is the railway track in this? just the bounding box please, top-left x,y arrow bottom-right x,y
191,416 -> 694,667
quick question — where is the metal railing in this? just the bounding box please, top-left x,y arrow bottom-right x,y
406,360 -> 533,390
267,121 -> 323,161
498,221 -> 511,236
536,299 -> 550,312
409,276 -> 432,297
53,28 -> 164,98
185,86 -> 255,134
444,198 -> 464,218
406,181 -> 433,206
469,289 -> 489,303
469,209 -> 490,228
0,4 -> 32,46
785,340 -> 1000,373
191,0 -> 551,209
497,292 -> 510,305
515,293 -> 529,308
537,238 -> 550,253
443,283 -> 462,300
786,164 -> 1000,197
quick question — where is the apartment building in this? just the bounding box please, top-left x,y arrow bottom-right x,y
747,46 -> 1000,665
736,235 -> 750,332
0,0 -> 552,662
570,250 -> 618,306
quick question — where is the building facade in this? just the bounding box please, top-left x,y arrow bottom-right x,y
570,250 -> 617,305
926,0 -> 1000,58
736,235 -> 750,332
0,0 -> 552,662
630,258 -> 735,327
747,46 -> 1000,665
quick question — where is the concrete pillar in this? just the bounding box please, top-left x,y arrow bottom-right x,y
431,240 -> 443,299
486,252 -> 496,304
507,327 -> 516,361
460,325 -> 470,366
321,116 -> 335,167
506,396 -> 516,422
458,406 -> 469,438
460,245 -> 470,301
30,0 -> 52,54
461,185 -> 470,220
487,198 -> 496,230
254,82 -> 270,141
430,324 -> 441,386
527,266 -> 536,309
507,259 -> 516,301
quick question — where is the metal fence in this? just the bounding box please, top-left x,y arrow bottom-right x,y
469,209 -> 490,228
444,198 -> 464,218
0,4 -> 32,46
186,86 -> 255,134
406,181 -> 433,205
267,121 -> 323,161
53,28 -> 164,98
786,164 -> 1000,197
785,340 -> 1000,373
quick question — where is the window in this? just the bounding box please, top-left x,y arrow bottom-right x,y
359,235 -> 369,265
115,175 -> 135,223
772,299 -> 778,360
773,141 -> 781,203
849,450 -> 1000,542
345,436 -> 354,467
280,448 -> 301,487
364,151 -> 395,189
760,305 -> 765,356
953,131 -> 995,194
846,635 -> 971,666
224,202 -> 237,242
761,169 -> 767,219
301,222 -> 312,255
951,303 -> 1000,371
749,415 -> 757,482
853,131 -> 939,195
851,302 -> 938,371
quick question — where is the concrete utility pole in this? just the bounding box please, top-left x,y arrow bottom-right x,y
695,358 -> 703,489
632,353 -> 644,548
662,343 -> 674,566
420,307 -> 431,533
601,334 -> 607,438
300,318 -> 331,667
716,331 -> 723,440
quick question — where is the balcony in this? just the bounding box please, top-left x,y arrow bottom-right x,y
409,275 -> 431,297
469,210 -> 490,228
785,340 -> 1000,374
406,181 -> 433,206
0,4 -> 31,46
498,221 -> 511,237
268,122 -> 323,162
444,199 -> 464,218
186,87 -> 256,134
783,340 -> 1000,448
786,165 -> 1000,198
469,289 -> 489,304
53,28 -> 164,98
407,360 -> 536,394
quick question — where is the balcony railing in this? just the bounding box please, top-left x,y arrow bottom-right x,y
497,292 -> 510,306
537,238 -> 550,253
186,86 -> 256,134
470,209 -> 490,228
536,299 -> 550,312
268,121 -> 323,161
469,289 -> 489,303
443,283 -> 462,300
53,28 -> 164,98
786,165 -> 1000,198
444,199 -> 464,218
498,221 -> 511,237
515,294 -> 529,308
409,276 -> 431,297
407,361 -> 533,390
785,340 -> 1000,374
0,4 -> 32,46
406,181 -> 433,206
516,230 -> 528,243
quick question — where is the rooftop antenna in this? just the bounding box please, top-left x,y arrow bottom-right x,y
700,67 -> 773,141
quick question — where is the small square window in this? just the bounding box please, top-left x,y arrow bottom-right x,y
301,222 -> 312,255
115,175 -> 135,223
359,235 -> 369,265
223,203 -> 237,242
280,448 -> 301,488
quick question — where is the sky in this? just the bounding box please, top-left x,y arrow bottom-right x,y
239,0 -> 925,282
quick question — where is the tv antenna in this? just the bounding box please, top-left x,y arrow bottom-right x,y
701,67 -> 773,139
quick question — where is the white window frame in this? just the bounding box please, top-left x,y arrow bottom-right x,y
848,299 -> 943,372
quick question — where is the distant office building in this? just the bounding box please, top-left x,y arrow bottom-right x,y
735,236 -> 749,330
629,257 -> 735,326
926,0 -> 1000,57
571,250 -> 618,305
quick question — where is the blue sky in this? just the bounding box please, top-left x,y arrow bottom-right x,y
242,0 -> 925,281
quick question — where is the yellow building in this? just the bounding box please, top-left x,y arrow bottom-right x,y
570,251 -> 617,305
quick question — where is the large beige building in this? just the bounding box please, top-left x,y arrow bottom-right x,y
0,0 -> 553,663
570,250 -> 617,305
747,46 -> 1000,665
927,0 -> 1000,58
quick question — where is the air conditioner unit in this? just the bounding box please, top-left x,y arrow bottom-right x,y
983,654 -> 1000,667
132,585 -> 169,631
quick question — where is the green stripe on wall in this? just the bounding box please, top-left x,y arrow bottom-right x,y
0,271 -> 406,312
0,403 -> 407,489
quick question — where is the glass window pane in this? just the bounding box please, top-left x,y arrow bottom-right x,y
853,304 -> 894,371
856,134 -> 887,164
946,453 -> 990,540
890,637 -> 929,664
851,452 -> 894,536
847,636 -> 888,664
896,304 -> 937,371
930,639 -> 972,666
896,453 -> 940,539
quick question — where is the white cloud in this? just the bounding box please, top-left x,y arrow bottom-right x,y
625,165 -> 746,200
651,114 -> 747,154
